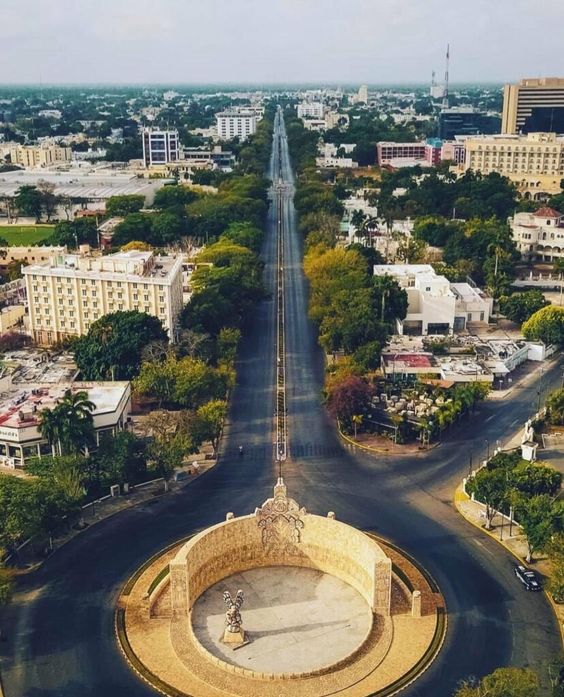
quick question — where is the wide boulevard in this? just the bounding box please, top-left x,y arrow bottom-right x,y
1,109 -> 561,697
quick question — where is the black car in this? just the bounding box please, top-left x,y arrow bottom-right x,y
514,564 -> 542,591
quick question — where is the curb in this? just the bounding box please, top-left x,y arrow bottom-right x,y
454,484 -> 564,649
338,424 -> 439,456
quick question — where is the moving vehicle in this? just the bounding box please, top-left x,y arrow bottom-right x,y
514,564 -> 541,591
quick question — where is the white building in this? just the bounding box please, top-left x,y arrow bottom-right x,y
216,110 -> 258,142
23,250 -> 183,345
0,381 -> 131,468
373,264 -> 492,335
509,207 -> 564,261
358,85 -> 369,103
142,128 -> 180,166
297,102 -> 325,119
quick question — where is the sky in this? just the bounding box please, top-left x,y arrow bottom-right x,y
1,0 -> 563,85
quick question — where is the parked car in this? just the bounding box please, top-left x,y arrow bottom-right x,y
514,564 -> 541,591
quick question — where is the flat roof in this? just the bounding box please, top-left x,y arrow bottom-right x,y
0,381 -> 129,429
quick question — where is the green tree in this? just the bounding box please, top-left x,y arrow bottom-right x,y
111,213 -> 154,246
453,667 -> 539,697
466,468 -> 509,530
39,389 -> 95,456
217,327 -> 241,365
0,550 -> 13,605
14,185 -> 44,221
105,194 -> 145,217
510,462 -> 562,498
546,533 -> 564,603
50,218 -> 98,248
499,291 -> 550,325
93,432 -> 147,489
546,388 -> 564,425
522,306 -> 564,345
516,494 -> 564,563
153,184 -> 198,209
221,221 -> 264,253
194,400 -> 227,455
145,410 -> 198,491
73,311 -> 168,380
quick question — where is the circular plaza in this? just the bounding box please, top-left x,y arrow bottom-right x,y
116,478 -> 446,696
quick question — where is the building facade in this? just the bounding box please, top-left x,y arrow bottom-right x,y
502,77 -> 564,135
373,264 -> 492,335
6,144 -> 72,168
297,102 -> 325,119
216,110 -> 258,142
458,132 -> 564,197
0,381 -> 131,468
509,207 -> 564,261
0,245 -> 66,277
376,140 -> 441,168
23,250 -> 183,345
438,107 -> 500,140
142,128 -> 180,166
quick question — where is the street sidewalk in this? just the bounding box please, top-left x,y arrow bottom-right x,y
454,483 -> 564,639
10,455 -> 216,570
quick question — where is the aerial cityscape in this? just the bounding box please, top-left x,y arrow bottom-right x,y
1,2 -> 564,697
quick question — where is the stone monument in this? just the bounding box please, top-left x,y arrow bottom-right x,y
222,589 -> 246,645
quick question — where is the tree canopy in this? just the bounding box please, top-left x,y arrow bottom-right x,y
522,306 -> 564,345
73,311 -> 168,380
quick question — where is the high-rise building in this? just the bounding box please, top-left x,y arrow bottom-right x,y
358,85 -> 368,103
502,77 -> 564,135
142,128 -> 180,166
23,249 -> 183,345
438,107 -> 500,140
216,110 -> 258,142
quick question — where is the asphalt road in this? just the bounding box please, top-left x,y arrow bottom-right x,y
1,110 -> 561,697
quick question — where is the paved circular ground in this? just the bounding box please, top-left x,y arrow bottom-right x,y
190,566 -> 373,674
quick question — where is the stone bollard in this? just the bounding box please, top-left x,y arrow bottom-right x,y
327,511 -> 336,519
411,590 -> 422,618
226,512 -> 234,520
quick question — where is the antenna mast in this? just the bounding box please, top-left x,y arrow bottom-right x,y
442,44 -> 450,109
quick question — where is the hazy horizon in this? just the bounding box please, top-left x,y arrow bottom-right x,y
1,0 -> 562,85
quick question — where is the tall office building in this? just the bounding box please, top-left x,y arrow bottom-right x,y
502,77 -> 564,134
358,85 -> 368,103
142,128 -> 180,166
438,107 -> 500,140
216,110 -> 258,142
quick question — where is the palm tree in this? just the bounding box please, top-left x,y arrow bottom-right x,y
58,390 -> 96,454
39,390 -> 95,457
39,407 -> 62,456
351,414 -> 364,439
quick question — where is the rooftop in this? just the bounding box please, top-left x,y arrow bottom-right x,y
0,381 -> 129,430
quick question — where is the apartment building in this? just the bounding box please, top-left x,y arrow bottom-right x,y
23,250 -> 183,345
373,264 -> 492,335
5,143 -> 72,168
216,110 -> 258,142
509,207 -> 564,261
142,128 -> 180,166
459,132 -> 564,197
502,77 -> 564,135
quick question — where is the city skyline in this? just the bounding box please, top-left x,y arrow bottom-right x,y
2,0 -> 563,85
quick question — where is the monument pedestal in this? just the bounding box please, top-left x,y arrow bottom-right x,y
221,628 -> 248,648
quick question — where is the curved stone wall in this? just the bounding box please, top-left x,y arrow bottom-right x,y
166,479 -> 391,620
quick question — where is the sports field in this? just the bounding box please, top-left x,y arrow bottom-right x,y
0,225 -> 55,246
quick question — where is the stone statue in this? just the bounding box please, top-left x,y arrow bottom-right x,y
521,418 -> 534,444
223,589 -> 244,634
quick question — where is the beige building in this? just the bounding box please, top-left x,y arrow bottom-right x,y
22,250 -> 183,345
0,245 -> 66,276
6,143 -> 72,168
0,304 -> 25,333
456,132 -> 564,198
502,77 -> 564,134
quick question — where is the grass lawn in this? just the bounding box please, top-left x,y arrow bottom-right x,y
0,225 -> 55,246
